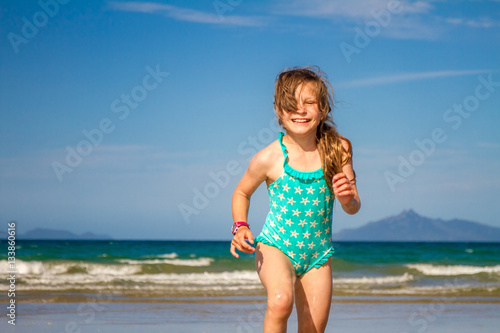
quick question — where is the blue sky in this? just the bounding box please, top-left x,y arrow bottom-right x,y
1,0 -> 499,240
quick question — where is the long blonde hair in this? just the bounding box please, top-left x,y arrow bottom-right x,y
274,66 -> 353,190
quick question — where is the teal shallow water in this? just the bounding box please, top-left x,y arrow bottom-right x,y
1,240 -> 499,298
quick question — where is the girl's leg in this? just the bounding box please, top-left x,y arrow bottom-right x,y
255,242 -> 296,333
295,259 -> 332,333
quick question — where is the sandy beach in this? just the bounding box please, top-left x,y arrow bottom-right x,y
5,296 -> 500,333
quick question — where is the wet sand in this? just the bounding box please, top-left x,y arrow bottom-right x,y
4,296 -> 500,333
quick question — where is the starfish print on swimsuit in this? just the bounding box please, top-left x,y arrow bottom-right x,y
254,132 -> 335,276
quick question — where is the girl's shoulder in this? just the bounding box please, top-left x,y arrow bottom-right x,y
247,139 -> 284,184
251,139 -> 283,169
338,135 -> 353,156
339,137 -> 351,150
248,140 -> 284,184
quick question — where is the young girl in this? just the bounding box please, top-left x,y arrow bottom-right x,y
230,66 -> 360,333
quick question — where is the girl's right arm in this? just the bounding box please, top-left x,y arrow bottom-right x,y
230,149 -> 273,258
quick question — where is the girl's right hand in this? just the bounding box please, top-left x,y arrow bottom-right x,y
230,227 -> 255,258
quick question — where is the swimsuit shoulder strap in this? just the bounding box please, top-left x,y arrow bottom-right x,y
278,132 -> 324,181
278,132 -> 288,165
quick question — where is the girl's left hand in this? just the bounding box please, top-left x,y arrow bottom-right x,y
332,173 -> 355,206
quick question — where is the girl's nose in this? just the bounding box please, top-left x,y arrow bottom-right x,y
295,103 -> 306,113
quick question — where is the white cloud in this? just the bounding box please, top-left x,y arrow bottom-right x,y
106,1 -> 500,39
271,0 -> 442,40
445,17 -> 500,28
336,69 -> 494,88
107,1 -> 267,27
273,0 -> 433,20
273,0 -> 500,40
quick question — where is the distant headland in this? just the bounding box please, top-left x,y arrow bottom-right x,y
335,209 -> 500,242
13,228 -> 113,240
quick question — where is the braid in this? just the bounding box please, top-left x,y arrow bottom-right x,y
316,121 -> 353,192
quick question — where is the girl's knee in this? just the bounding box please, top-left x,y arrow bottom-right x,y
267,290 -> 294,318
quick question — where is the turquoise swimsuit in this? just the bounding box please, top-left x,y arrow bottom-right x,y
255,133 -> 335,276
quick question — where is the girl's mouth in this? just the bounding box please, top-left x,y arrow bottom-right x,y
292,118 -> 310,123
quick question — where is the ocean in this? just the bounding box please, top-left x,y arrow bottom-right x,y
2,240 -> 500,302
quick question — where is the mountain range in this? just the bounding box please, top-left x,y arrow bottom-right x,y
335,209 -> 500,242
14,228 -> 112,240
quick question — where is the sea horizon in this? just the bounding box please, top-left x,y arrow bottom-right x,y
11,238 -> 500,242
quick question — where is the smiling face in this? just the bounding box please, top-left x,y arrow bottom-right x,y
279,82 -> 322,136
274,67 -> 333,137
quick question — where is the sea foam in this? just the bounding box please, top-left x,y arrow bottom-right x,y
0,259 -> 142,275
118,257 -> 213,266
406,264 -> 500,276
333,273 -> 414,285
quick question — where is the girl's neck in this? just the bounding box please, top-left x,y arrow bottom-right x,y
283,132 -> 317,152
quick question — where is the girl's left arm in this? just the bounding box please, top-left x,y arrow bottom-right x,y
332,140 -> 361,215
